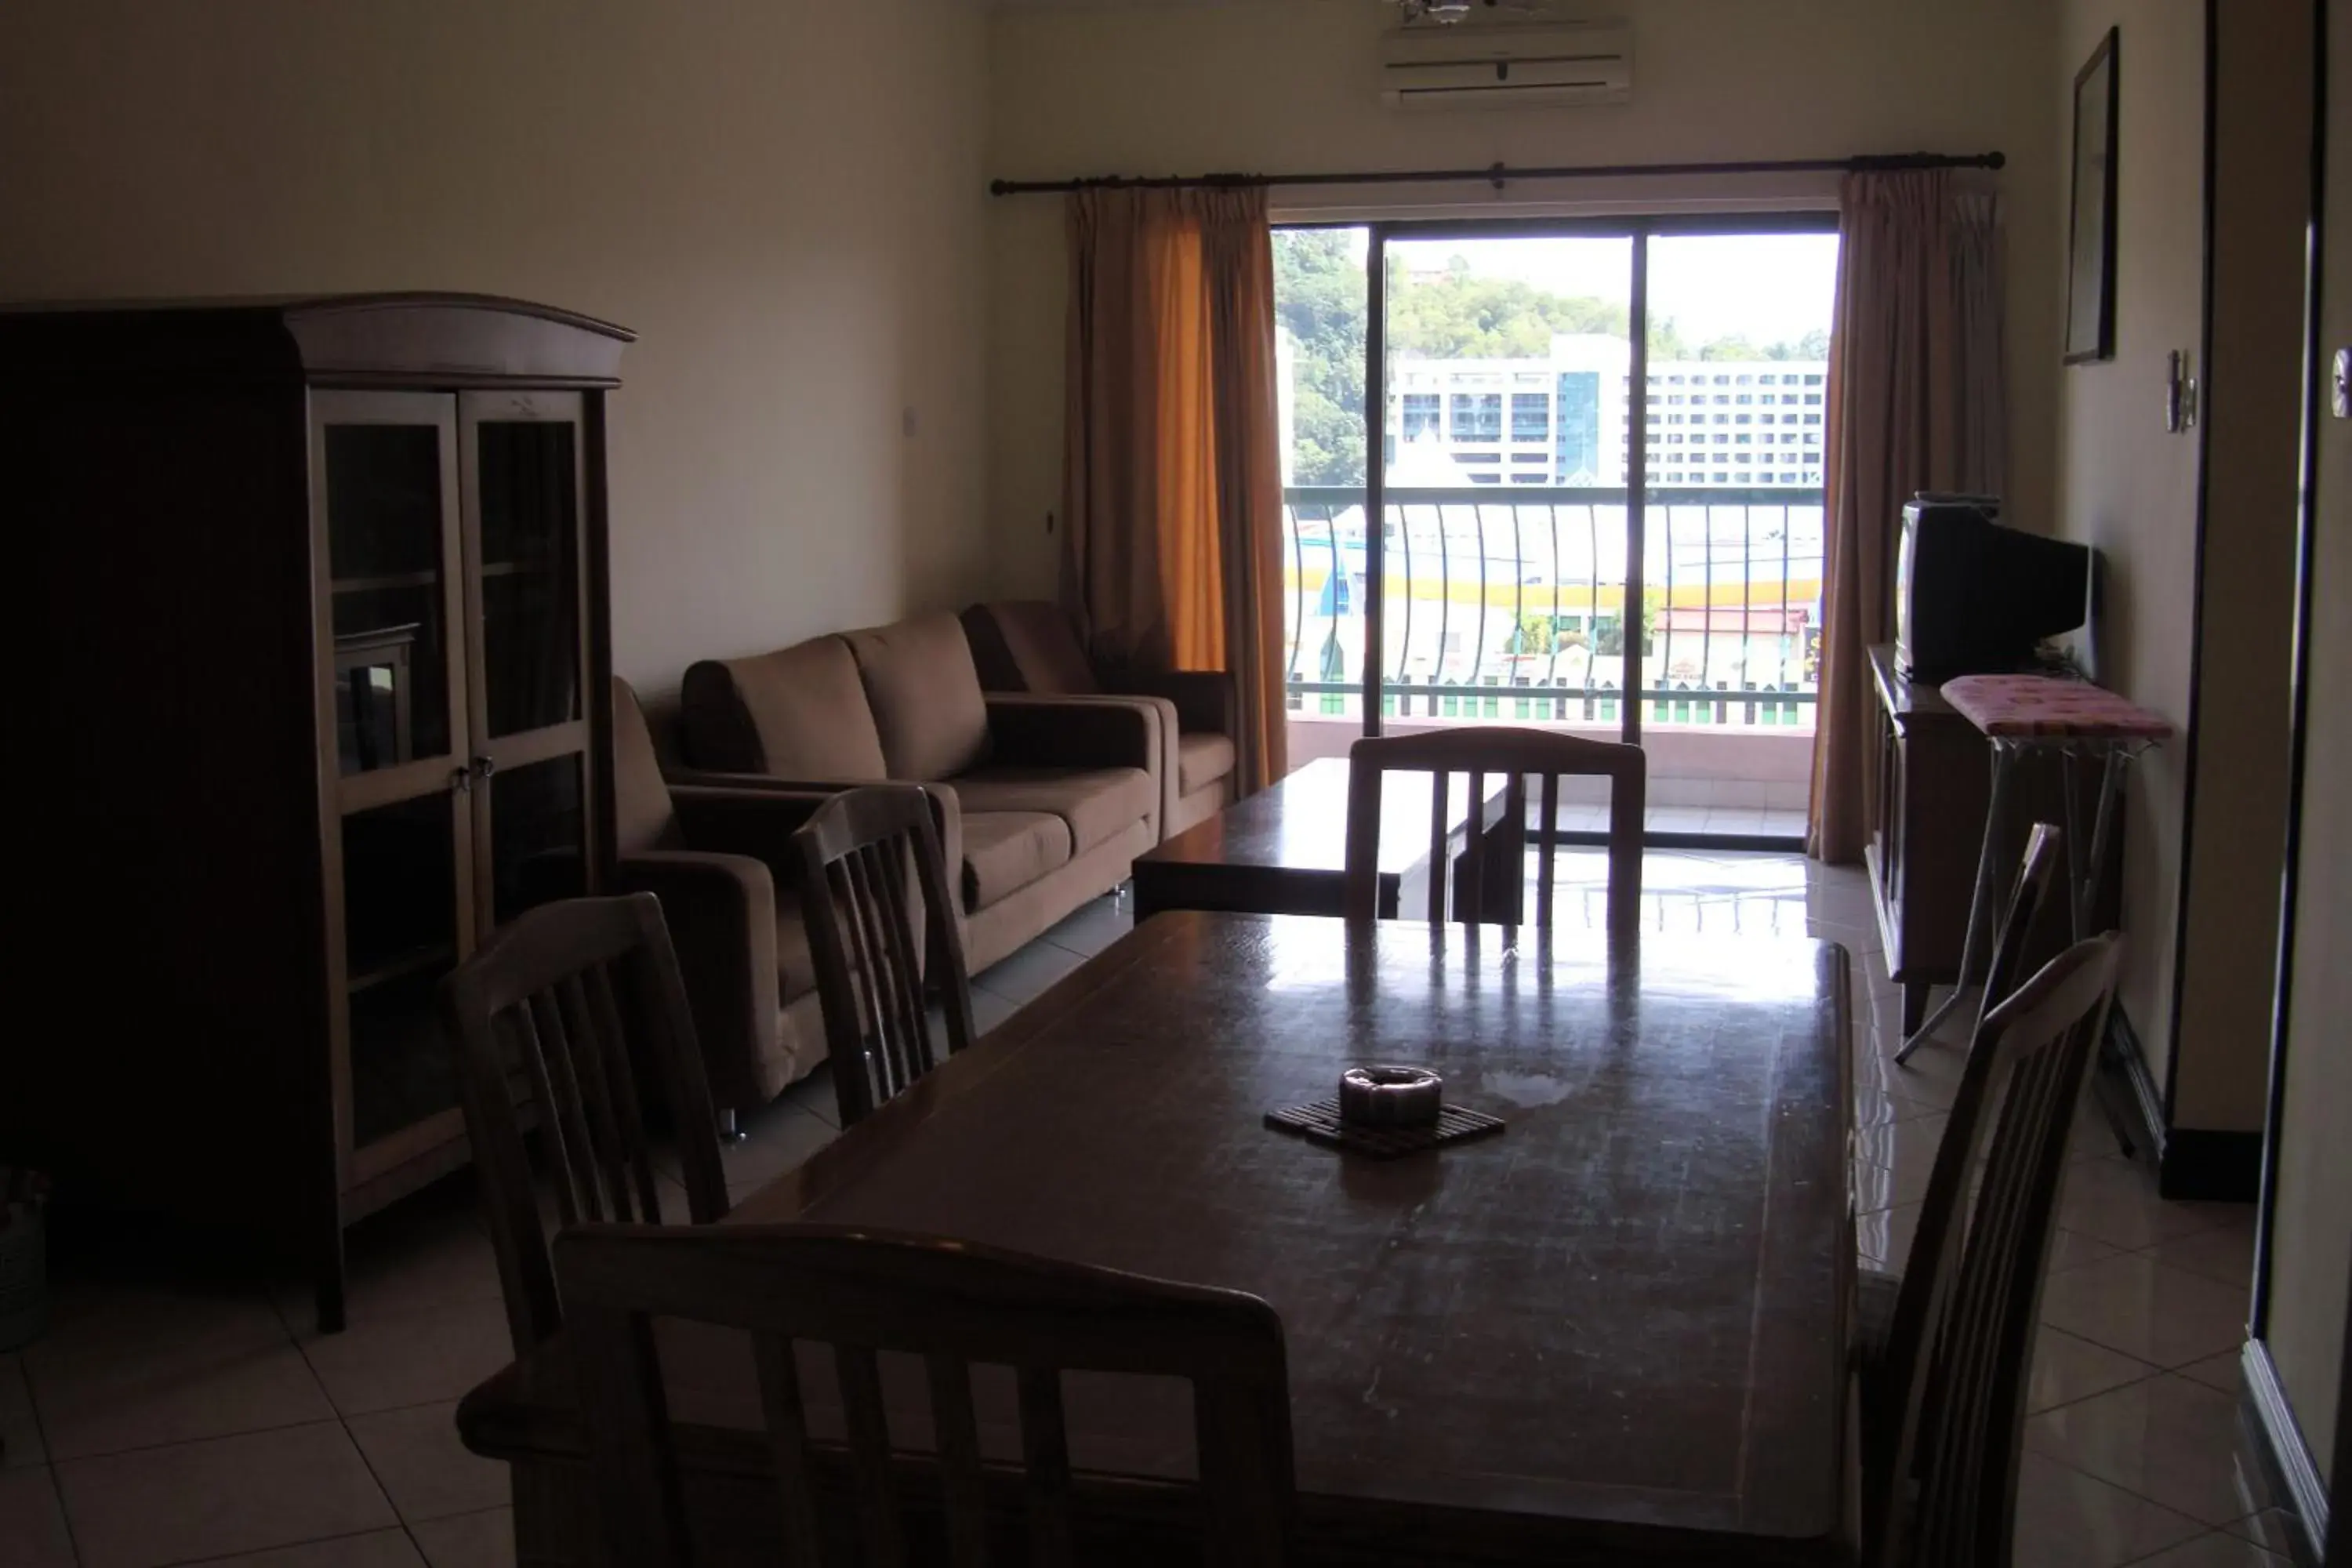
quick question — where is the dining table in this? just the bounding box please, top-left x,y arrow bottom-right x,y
459,911 -> 1857,1566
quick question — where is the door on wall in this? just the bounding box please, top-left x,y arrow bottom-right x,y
1272,217 -> 1838,841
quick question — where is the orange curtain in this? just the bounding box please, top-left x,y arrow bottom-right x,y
1809,172 -> 2006,862
1063,187 -> 1287,793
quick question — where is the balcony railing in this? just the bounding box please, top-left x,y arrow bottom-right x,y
1281,485 -> 1824,730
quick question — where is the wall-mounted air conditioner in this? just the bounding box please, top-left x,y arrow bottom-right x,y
1379,21 -> 1633,111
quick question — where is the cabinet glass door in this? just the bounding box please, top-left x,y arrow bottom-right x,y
461,390 -> 594,929
312,391 -> 474,1175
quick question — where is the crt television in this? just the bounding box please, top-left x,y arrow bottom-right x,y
1895,496 -> 2092,684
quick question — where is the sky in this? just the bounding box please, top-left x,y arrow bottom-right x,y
1352,230 -> 1842,349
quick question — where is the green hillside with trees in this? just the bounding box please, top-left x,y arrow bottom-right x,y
1274,230 -> 1829,485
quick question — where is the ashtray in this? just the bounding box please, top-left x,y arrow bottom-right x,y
1338,1065 -> 1443,1127
1265,1065 -> 1504,1159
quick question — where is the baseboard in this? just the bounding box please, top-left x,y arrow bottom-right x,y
2242,1338 -> 2330,1562
2103,1007 -> 2265,1201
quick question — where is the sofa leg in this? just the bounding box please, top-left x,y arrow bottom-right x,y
718,1109 -> 746,1145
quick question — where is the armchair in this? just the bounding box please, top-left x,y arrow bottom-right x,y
610,677 -> 833,1122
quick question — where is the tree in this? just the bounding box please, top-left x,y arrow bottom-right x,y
1271,233 -> 1831,484
1386,259 -> 1628,358
1273,230 -> 1369,485
1647,315 -> 1695,361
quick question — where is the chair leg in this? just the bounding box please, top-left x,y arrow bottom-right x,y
718,1108 -> 746,1145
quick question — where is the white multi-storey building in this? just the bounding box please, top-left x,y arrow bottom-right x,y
1378,333 -> 1828,490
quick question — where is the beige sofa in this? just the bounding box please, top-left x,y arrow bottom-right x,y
960,600 -> 1240,840
680,612 -> 1160,975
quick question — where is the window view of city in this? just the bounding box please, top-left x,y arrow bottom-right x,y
1272,227 -> 1838,776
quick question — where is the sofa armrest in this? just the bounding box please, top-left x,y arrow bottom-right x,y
983,695 -> 1163,779
669,785 -> 833,880
674,779 -> 965,920
1105,669 -> 1236,741
612,850 -> 778,1116
662,767 -> 873,793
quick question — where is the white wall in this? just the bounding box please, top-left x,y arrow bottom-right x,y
2051,0 -> 2310,1136
0,0 -> 992,699
2263,0 -> 2350,1494
985,0 -> 2062,597
2169,0 -> 2312,1133
2049,0 -> 2207,1105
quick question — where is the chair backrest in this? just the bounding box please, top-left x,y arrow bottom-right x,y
1877,931 -> 2125,1568
438,893 -> 729,1354
1873,825 -> 2065,1446
1341,727 -> 1645,941
792,786 -> 977,1126
555,1222 -> 1296,1568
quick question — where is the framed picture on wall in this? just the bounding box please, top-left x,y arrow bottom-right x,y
2065,27 -> 2120,364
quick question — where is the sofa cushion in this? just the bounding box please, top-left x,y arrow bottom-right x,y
1176,731 -> 1238,797
952,767 -> 1155,857
841,614 -> 992,782
960,811 -> 1073,912
681,638 -> 887,779
961,602 -> 1102,695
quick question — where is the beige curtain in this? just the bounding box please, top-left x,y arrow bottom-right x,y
1062,187 -> 1287,793
1809,172 -> 2006,862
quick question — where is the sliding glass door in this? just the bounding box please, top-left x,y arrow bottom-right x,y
1273,215 -> 1837,840
1375,230 -> 1642,734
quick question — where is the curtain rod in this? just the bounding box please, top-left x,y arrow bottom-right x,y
988,150 -> 2003,197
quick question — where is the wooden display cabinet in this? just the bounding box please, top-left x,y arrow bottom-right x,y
7,295 -> 630,1330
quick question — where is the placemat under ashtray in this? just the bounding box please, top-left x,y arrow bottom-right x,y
1263,1098 -> 1504,1159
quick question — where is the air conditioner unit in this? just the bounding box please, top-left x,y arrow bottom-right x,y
1379,21 -> 1632,111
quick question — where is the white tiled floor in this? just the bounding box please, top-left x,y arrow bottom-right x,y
0,858 -> 2300,1567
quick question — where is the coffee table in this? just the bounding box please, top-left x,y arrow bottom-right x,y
1131,756 -> 1517,922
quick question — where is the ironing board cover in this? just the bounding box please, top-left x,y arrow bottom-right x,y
1940,674 -> 2176,740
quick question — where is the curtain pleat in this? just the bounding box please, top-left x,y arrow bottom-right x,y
1062,187 -> 1288,793
1808,171 -> 2008,863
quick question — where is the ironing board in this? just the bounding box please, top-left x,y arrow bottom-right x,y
1894,673 -> 2174,1065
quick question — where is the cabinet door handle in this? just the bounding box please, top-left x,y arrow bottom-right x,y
470,755 -> 497,783
452,764 -> 474,795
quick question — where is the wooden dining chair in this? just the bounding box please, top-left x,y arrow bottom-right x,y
437,892 -> 731,1356
1342,726 -> 1645,941
1867,930 -> 2125,1568
1854,823 -> 2063,1546
791,785 -> 978,1127
554,1222 -> 1298,1567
